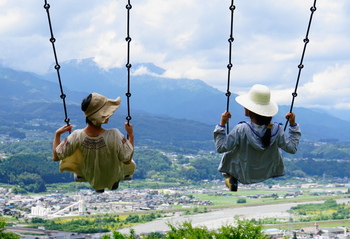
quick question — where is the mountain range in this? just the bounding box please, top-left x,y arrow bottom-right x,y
1,59 -> 350,142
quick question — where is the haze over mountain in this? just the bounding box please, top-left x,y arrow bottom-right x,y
1,59 -> 350,142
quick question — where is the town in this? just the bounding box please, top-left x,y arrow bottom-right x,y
1,181 -> 350,239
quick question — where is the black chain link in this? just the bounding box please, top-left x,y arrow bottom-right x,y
43,1 -> 70,126
285,0 -> 317,131
225,0 -> 236,134
125,0 -> 132,126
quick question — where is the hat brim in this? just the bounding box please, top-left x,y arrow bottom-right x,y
89,97 -> 121,125
235,94 -> 278,117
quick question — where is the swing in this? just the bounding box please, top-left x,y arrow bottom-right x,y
43,0 -> 133,129
222,0 -> 317,191
284,0 -> 317,130
44,1 -> 135,189
224,0 -> 317,130
43,1 -> 70,126
224,0 -> 236,135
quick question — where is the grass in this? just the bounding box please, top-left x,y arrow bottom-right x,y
189,186 -> 349,208
263,219 -> 350,230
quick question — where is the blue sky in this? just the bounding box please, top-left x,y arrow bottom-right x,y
1,0 -> 350,118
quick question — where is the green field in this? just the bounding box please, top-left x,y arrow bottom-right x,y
189,187 -> 348,208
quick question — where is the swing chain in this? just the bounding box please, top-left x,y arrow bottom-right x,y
285,0 -> 317,131
125,0 -> 132,125
225,0 -> 236,134
43,0 -> 70,126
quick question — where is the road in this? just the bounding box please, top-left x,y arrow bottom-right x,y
117,198 -> 350,235
5,226 -> 60,236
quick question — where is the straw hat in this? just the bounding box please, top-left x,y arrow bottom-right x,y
84,93 -> 121,125
235,84 -> 278,117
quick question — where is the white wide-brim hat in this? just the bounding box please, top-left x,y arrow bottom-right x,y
84,93 -> 121,125
235,84 -> 278,117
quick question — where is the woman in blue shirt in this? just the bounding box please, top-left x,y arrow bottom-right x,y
214,84 -> 301,191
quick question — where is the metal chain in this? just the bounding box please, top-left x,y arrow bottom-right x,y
125,0 -> 132,126
284,0 -> 317,131
43,1 -> 70,126
225,0 -> 236,134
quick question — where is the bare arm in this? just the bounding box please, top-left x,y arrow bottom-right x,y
219,111 -> 232,126
123,123 -> 134,164
125,123 -> 134,147
285,112 -> 297,126
280,112 -> 301,154
52,124 -> 72,161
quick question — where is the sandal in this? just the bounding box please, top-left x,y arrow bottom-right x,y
225,176 -> 238,191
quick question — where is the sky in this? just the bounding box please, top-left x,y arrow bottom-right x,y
1,0 -> 350,118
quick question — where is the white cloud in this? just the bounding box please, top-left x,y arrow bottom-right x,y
299,64 -> 350,108
0,0 -> 350,118
132,65 -> 159,77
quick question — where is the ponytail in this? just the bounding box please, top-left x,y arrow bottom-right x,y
261,123 -> 272,148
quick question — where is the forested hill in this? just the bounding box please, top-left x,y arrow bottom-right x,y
0,138 -> 349,193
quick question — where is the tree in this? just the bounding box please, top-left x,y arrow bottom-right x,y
113,231 -> 127,239
189,156 -> 221,180
176,154 -> 189,164
165,219 -> 269,239
237,198 -> 247,204
0,218 -> 21,239
217,219 -> 269,239
133,149 -> 172,179
8,129 -> 26,139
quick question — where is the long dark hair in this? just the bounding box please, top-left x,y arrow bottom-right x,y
248,111 -> 272,149
81,94 -> 94,125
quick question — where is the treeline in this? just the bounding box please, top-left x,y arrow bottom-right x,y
291,199 -> 350,221
295,140 -> 350,160
0,139 -> 72,192
0,147 -> 222,193
0,139 -> 350,193
249,199 -> 350,225
30,213 -> 162,233
285,158 -> 350,178
0,153 -> 72,193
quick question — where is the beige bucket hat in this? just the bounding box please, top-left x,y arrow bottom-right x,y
235,84 -> 278,117
84,93 -> 121,125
